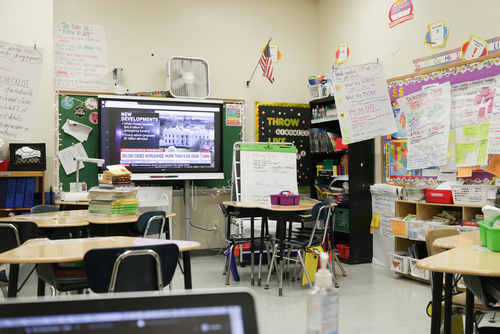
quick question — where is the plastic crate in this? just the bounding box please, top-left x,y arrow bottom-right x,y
337,244 -> 349,260
334,207 -> 349,233
389,252 -> 410,274
409,258 -> 430,280
450,185 -> 500,205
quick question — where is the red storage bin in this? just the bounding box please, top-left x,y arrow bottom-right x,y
337,244 -> 349,260
424,189 -> 453,204
0,160 -> 8,171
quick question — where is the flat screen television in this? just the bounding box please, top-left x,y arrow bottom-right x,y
98,95 -> 224,181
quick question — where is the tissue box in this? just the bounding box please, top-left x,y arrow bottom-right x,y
424,189 -> 453,204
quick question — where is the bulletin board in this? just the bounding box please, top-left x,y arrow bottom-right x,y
383,53 -> 500,185
57,93 -> 100,192
255,102 -> 311,188
56,93 -> 243,191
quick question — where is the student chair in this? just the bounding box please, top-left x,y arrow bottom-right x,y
265,203 -> 337,295
83,244 -> 179,293
0,221 -> 39,297
425,228 -> 498,332
30,205 -> 59,214
135,211 -> 169,239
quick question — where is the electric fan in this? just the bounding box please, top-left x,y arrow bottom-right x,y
166,56 -> 210,99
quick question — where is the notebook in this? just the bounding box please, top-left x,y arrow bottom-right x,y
0,289 -> 259,333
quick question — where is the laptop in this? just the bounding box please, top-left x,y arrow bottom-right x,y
0,289 -> 259,334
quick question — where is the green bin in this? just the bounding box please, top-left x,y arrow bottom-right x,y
334,207 -> 349,233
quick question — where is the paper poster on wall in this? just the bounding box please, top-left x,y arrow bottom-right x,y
389,0 -> 414,28
332,62 -> 397,144
335,42 -> 349,64
397,82 -> 451,170
0,39 -> 44,141
54,22 -> 109,90
461,35 -> 488,61
449,77 -> 497,167
226,104 -> 242,126
255,102 -> 311,187
425,20 -> 448,49
487,84 -> 500,154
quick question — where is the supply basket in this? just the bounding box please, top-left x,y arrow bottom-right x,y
424,189 -> 453,204
334,207 -> 349,233
409,258 -> 430,280
478,221 -> 500,251
389,252 -> 410,274
450,185 -> 500,206
270,191 -> 300,206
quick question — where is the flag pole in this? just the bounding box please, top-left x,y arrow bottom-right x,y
246,37 -> 272,87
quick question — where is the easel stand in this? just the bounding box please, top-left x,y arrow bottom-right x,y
185,180 -> 190,240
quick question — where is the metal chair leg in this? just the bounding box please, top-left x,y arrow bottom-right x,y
327,259 -> 340,288
333,249 -> 347,276
489,312 -> 496,323
291,249 -> 301,282
0,285 -> 7,298
223,245 -> 230,275
226,245 -> 235,285
265,244 -> 279,289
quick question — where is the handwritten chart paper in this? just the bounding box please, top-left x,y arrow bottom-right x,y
240,145 -> 298,203
450,78 -> 497,167
54,22 -> 109,90
332,62 -> 397,144
397,82 -> 451,170
0,39 -> 43,141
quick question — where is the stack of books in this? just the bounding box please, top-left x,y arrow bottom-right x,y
88,164 -> 138,214
100,164 -> 133,187
88,197 -> 139,215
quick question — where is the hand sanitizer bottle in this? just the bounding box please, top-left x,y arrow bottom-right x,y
307,253 -> 339,334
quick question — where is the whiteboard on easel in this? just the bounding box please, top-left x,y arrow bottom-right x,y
240,143 -> 298,203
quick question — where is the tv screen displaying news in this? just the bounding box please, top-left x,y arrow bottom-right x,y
99,95 -> 223,180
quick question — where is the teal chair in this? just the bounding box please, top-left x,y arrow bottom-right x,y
31,205 -> 59,214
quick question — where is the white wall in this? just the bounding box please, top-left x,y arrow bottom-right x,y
317,0 -> 500,182
0,0 -> 54,186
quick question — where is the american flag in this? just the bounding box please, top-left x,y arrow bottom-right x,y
259,43 -> 274,83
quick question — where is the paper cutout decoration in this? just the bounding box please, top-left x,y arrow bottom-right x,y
389,0 -> 414,28
335,41 -> 349,64
457,166 -> 473,178
461,34 -> 488,61
259,44 -> 282,63
487,154 -> 500,177
425,20 -> 448,49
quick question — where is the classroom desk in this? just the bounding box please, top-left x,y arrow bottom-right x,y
417,245 -> 499,334
259,201 -> 323,296
433,230 -> 481,249
0,236 -> 201,298
222,200 -> 319,292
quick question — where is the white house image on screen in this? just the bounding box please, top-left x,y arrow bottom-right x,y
162,127 -> 214,148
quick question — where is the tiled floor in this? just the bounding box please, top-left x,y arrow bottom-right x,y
3,254 -> 500,333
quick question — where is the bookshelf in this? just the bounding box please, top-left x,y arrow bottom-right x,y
308,96 -> 374,264
393,200 -> 482,282
0,171 -> 45,217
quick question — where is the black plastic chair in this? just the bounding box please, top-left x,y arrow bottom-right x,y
136,211 -> 169,239
0,221 -> 38,297
83,244 -> 179,293
219,203 -> 255,285
30,205 -> 59,214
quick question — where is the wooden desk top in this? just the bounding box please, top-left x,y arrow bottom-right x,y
0,210 -> 91,228
433,231 -> 482,249
0,237 -> 201,264
417,246 -> 500,276
0,216 -> 89,228
72,210 -> 176,225
223,200 -> 321,211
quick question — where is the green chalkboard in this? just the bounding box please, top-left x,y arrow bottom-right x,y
58,94 -> 100,192
57,96 -> 242,191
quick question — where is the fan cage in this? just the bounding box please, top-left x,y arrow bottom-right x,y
167,56 -> 210,99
